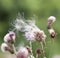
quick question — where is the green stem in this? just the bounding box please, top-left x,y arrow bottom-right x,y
40,42 -> 45,58
40,42 -> 44,50
12,44 -> 17,55
49,39 -> 54,58
29,41 -> 33,57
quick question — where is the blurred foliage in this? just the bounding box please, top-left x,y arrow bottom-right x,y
0,0 -> 60,58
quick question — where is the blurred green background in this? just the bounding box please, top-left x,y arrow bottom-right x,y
0,0 -> 60,58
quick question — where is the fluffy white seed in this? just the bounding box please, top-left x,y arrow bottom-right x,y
14,19 -> 26,31
23,25 -> 33,32
26,20 -> 35,26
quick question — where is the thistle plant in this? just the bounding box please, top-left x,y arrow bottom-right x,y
47,16 -> 56,42
1,14 -> 56,58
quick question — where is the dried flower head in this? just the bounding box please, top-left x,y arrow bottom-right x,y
34,30 -> 46,42
24,20 -> 46,42
17,46 -> 29,58
4,31 -> 15,44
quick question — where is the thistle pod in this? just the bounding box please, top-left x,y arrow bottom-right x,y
48,29 -> 56,38
17,47 -> 29,58
4,31 -> 15,44
47,16 -> 56,29
1,43 -> 14,54
48,16 -> 56,24
36,48 -> 41,54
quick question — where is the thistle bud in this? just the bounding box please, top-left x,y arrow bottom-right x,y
47,16 -> 56,29
4,31 -> 15,44
1,43 -> 14,54
48,16 -> 56,23
48,29 -> 56,38
36,48 -> 41,54
17,47 -> 29,58
1,43 -> 8,52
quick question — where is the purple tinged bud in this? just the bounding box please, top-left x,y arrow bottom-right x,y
1,43 -> 14,54
48,29 -> 56,38
17,47 -> 29,58
4,31 -> 15,44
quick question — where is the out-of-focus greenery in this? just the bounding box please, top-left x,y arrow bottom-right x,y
0,0 -> 60,58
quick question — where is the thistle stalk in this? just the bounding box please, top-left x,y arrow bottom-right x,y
12,44 -> 17,55
29,41 -> 34,58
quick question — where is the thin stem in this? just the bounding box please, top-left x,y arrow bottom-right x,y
36,54 -> 39,58
40,42 -> 44,51
30,41 -> 33,55
12,44 -> 17,55
40,42 -> 45,58
29,41 -> 33,57
49,39 -> 54,58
